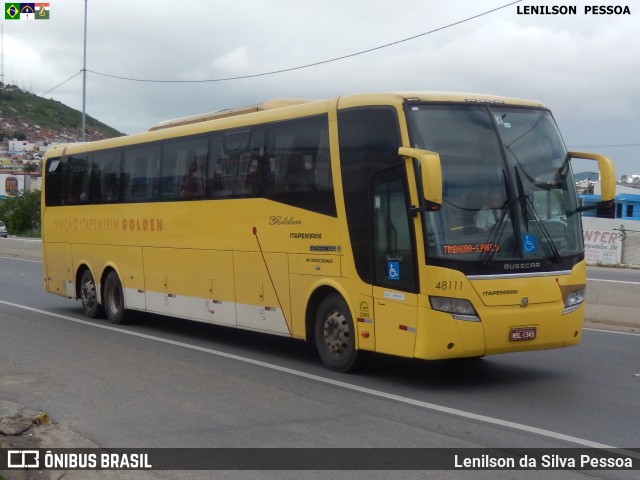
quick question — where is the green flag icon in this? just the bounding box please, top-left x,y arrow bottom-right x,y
35,2 -> 50,19
5,3 -> 21,19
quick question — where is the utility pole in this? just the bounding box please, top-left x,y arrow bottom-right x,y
1,24 -> 4,87
82,0 -> 88,141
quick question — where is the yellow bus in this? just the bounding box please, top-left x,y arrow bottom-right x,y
41,92 -> 616,371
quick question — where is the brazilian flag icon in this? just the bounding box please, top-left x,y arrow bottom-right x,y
5,3 -> 21,19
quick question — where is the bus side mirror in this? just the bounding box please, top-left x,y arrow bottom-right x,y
569,151 -> 616,213
399,147 -> 442,211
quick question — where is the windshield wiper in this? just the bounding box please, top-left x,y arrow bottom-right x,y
480,197 -> 513,266
480,170 -> 512,266
522,197 -> 563,263
481,168 -> 564,266
514,167 -> 562,263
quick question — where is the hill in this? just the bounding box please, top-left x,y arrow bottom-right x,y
0,85 -> 123,144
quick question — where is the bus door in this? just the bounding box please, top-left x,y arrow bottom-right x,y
371,167 -> 419,357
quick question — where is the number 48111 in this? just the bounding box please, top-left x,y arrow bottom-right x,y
434,280 -> 462,291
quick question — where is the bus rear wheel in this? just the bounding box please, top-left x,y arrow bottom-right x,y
314,294 -> 359,372
79,269 -> 102,318
103,271 -> 128,325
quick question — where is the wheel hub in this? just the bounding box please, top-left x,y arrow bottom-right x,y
81,281 -> 95,307
323,311 -> 348,354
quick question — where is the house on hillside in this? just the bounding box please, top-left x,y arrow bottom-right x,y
7,139 -> 49,154
7,139 -> 35,152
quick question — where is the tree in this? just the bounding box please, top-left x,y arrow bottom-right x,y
0,189 -> 41,236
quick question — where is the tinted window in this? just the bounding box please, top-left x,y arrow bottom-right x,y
338,107 -> 402,283
44,157 -> 66,206
122,145 -> 161,203
44,114 -> 335,217
67,156 -> 90,205
372,167 -> 418,292
161,137 -> 208,200
264,115 -> 335,216
93,150 -> 122,203
208,130 -> 263,198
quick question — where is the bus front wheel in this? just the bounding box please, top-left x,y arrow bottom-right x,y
314,294 -> 359,372
103,271 -> 128,325
79,269 -> 102,318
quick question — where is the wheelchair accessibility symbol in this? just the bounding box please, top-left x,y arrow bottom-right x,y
387,261 -> 401,280
522,234 -> 537,254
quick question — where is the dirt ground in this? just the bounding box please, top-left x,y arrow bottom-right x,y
583,320 -> 639,334
0,401 -> 158,480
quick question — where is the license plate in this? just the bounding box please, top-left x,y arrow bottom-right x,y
510,326 -> 537,341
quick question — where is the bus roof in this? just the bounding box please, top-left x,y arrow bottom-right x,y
43,92 -> 546,158
336,91 -> 545,109
148,98 -> 315,131
149,92 -> 545,131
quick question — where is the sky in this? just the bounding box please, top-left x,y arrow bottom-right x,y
3,0 -> 639,176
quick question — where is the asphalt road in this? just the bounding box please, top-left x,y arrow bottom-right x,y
587,266 -> 640,283
1,256 -> 639,479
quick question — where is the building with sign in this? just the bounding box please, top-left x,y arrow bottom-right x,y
0,171 -> 41,198
579,183 -> 640,221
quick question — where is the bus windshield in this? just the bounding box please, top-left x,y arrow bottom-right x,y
406,104 -> 582,273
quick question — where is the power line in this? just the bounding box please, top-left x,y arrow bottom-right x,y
38,1 -> 522,94
40,70 -> 82,96
87,0 -> 523,84
568,144 -> 640,148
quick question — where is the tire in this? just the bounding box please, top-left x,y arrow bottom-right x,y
314,294 -> 359,372
103,271 -> 128,325
79,269 -> 102,318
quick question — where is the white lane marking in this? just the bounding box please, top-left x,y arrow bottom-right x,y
0,299 -> 615,449
589,278 -> 640,286
0,255 -> 42,264
583,327 -> 640,337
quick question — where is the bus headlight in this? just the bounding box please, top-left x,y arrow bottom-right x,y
563,286 -> 586,315
429,296 -> 480,322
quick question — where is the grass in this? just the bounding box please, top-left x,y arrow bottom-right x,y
0,85 -> 123,136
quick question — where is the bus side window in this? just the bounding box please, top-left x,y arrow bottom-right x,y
266,132 -> 294,195
285,155 -> 316,192
162,138 -> 208,201
94,150 -> 122,203
161,142 -> 179,200
236,129 -> 264,197
44,157 -> 67,206
208,136 -> 227,197
123,145 -> 160,203
210,153 -> 237,198
208,129 -> 263,198
235,153 -> 260,196
179,147 -> 208,200
264,115 -> 335,216
67,155 -> 90,205
88,154 -> 102,203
